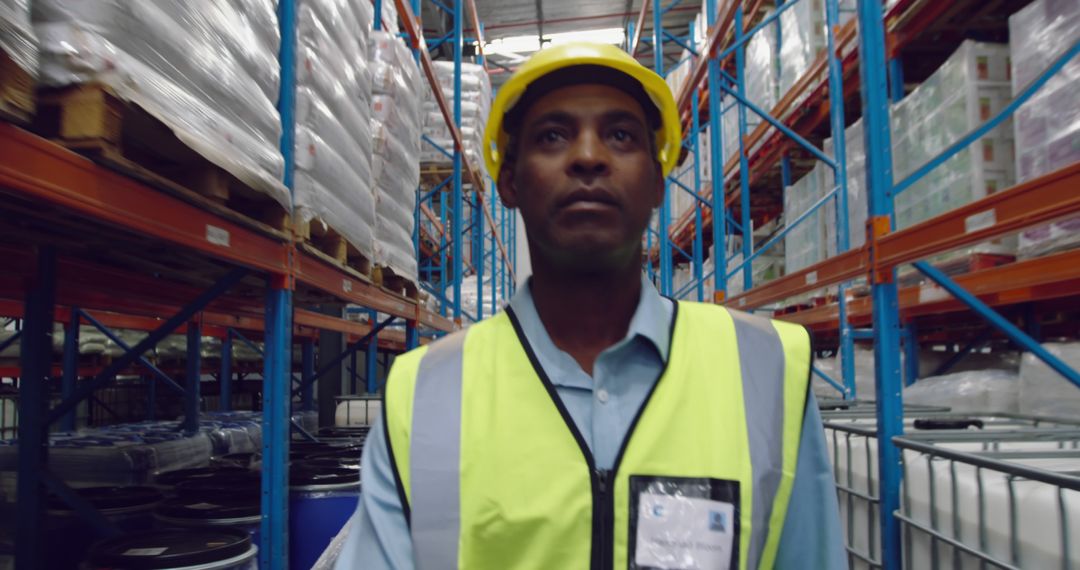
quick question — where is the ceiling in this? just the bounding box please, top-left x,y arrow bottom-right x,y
422,0 -> 704,84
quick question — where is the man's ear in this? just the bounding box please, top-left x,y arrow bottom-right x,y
651,160 -> 664,209
496,161 -> 519,209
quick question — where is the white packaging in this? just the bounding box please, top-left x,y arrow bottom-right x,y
784,163 -> 831,272
1,0 -> 37,75
1019,342 -> 1080,417
294,0 -> 376,259
778,0 -> 856,96
33,0 -> 289,209
824,118 -> 868,252
890,41 -> 1015,241
903,370 -> 1019,414
746,14 -> 778,114
370,31 -> 422,281
1010,0 -> 1080,258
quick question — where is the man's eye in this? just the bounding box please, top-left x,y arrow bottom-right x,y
611,129 -> 634,142
537,129 -> 565,143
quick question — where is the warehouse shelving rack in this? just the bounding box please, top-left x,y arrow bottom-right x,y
391,0 -> 517,325
640,0 -> 1080,568
2,1 -> 513,568
633,0 -> 860,397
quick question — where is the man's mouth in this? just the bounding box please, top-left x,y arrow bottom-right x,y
558,188 -> 620,213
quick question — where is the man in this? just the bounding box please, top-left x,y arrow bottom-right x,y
337,43 -> 845,569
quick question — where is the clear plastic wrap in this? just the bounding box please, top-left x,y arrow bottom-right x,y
370,31 -> 422,281
778,0 -> 856,95
1010,0 -> 1080,258
745,15 -> 778,113
0,0 -> 37,75
783,163 -> 831,272
422,61 -> 492,171
294,0 -> 376,260
891,41 -> 1015,245
824,118 -> 868,252
903,370 -> 1019,414
1020,342 -> 1080,417
0,428 -> 214,486
33,1 -> 289,209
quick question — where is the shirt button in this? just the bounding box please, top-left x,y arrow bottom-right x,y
597,389 -> 610,404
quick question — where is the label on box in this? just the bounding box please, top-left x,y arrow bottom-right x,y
206,225 -> 230,247
806,271 -> 818,285
343,279 -> 353,293
965,210 -> 997,233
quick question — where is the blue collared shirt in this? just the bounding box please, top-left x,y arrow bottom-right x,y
336,275 -> 846,569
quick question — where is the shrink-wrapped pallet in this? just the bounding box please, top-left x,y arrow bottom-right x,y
293,0 -> 376,260
891,41 -> 1015,239
1010,0 -> 1080,258
0,0 -> 37,118
1,0 -> 34,72
370,31 -> 421,281
421,61 -> 492,186
1020,342 -> 1080,417
33,0 -> 289,208
778,0 -> 856,96
783,163 -> 831,272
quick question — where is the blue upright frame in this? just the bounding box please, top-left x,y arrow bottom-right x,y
409,0 -> 516,325
647,0 -> 856,401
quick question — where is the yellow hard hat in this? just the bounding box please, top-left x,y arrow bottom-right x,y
483,42 -> 682,178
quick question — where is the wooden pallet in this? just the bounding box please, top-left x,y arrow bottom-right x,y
34,84 -> 290,238
295,217 -> 373,280
0,49 -> 34,124
373,265 -> 420,301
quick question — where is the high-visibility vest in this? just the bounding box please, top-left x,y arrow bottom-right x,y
385,301 -> 811,570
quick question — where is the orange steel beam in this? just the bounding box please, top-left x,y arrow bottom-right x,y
724,247 -> 870,310
781,249 -> 1080,332
876,163 -> 1080,271
0,124 -> 290,275
725,163 -> 1080,311
293,249 -> 455,332
394,0 -> 514,281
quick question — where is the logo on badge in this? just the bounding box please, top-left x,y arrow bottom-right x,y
708,510 -> 727,532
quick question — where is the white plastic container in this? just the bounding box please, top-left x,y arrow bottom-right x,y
823,415 -> 1080,569
334,397 -> 381,426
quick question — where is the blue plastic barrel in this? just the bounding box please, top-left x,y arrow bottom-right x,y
289,465 -> 361,569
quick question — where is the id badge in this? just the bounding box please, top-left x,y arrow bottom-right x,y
628,476 -> 740,570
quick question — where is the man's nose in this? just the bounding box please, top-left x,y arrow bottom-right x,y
568,130 -> 611,178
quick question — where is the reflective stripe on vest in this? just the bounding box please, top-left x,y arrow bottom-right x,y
384,301 -> 811,570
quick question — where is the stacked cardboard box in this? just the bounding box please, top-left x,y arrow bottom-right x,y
1010,0 -> 1080,258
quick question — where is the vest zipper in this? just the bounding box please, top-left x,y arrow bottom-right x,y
503,304 -> 680,570
595,468 -> 613,570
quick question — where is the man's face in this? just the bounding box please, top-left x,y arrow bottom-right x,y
497,84 -> 663,272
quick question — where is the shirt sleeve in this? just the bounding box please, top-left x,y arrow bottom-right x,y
334,418 -> 415,570
773,392 -> 848,569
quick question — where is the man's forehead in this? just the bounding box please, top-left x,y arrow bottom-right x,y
520,84 -> 650,127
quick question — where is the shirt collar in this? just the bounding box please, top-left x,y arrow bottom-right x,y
508,272 -> 673,363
